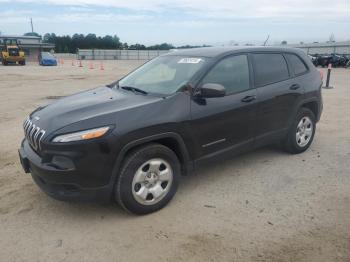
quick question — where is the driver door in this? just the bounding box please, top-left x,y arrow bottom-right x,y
189,54 -> 257,160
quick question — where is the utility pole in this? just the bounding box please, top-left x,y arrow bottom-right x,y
30,18 -> 34,33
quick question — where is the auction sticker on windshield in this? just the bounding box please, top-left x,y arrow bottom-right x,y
178,58 -> 203,64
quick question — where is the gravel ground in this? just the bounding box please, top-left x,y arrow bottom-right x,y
0,61 -> 349,262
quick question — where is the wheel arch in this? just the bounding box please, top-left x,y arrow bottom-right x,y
110,132 -> 193,186
301,100 -> 319,121
289,98 -> 320,128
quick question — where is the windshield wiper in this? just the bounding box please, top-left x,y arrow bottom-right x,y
120,86 -> 148,95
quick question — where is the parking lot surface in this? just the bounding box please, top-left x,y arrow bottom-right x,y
0,61 -> 349,262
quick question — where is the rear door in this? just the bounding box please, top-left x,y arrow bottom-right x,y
252,53 -> 304,145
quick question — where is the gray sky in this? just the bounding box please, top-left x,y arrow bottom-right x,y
0,0 -> 349,46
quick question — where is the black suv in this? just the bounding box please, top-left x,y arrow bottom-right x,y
19,47 -> 323,214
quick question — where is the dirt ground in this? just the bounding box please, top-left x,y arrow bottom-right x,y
0,61 -> 349,262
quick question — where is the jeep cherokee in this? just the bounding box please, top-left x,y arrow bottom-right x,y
19,47 -> 323,214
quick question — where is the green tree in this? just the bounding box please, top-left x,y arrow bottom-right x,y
39,33 -> 180,53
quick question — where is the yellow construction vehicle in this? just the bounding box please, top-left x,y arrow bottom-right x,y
1,39 -> 26,65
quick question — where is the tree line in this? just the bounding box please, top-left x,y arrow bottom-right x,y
41,33 -> 177,53
24,32 -> 210,53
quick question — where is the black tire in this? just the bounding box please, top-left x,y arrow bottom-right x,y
2,60 -> 8,66
19,60 -> 26,66
114,143 -> 181,215
284,108 -> 316,154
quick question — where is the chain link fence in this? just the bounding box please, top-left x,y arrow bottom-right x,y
77,49 -> 171,60
289,41 -> 350,55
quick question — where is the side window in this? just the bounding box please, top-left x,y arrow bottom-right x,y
253,53 -> 289,87
202,55 -> 250,95
286,53 -> 308,76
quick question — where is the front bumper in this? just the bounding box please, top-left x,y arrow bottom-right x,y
4,58 -> 25,63
41,60 -> 57,66
18,139 -> 114,202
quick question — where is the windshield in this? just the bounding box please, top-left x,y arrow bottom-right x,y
8,48 -> 19,56
41,52 -> 54,59
118,55 -> 207,95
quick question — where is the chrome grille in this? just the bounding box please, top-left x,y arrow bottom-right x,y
23,117 -> 46,151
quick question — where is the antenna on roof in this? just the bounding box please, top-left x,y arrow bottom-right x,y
30,18 -> 34,33
263,34 -> 270,46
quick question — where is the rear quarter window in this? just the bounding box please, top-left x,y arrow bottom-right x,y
285,53 -> 308,76
253,53 -> 289,87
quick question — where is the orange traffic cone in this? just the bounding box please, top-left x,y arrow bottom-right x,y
100,61 -> 104,71
61,58 -> 64,65
79,60 -> 83,67
89,61 -> 94,69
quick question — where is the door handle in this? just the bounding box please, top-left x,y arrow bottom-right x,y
241,95 -> 256,103
290,84 -> 301,90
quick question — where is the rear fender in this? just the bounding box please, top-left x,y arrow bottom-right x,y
288,97 -> 320,128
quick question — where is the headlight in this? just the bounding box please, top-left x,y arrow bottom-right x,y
52,126 -> 110,143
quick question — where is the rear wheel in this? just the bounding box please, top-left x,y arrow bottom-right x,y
284,108 -> 316,154
114,143 -> 180,215
2,60 -> 8,66
19,60 -> 26,66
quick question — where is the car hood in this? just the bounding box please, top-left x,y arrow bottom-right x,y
29,86 -> 162,133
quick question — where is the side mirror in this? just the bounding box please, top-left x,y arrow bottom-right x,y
197,83 -> 226,98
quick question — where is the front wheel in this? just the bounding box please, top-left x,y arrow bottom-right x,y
114,143 -> 180,215
284,108 -> 316,154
